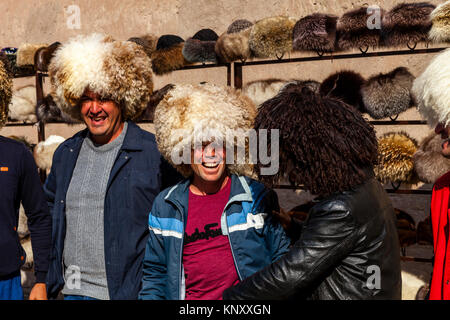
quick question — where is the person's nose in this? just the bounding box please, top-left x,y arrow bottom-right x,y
89,100 -> 102,115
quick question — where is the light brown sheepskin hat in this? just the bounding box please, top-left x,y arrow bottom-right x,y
0,60 -> 12,128
49,33 -> 153,121
429,1 -> 450,43
154,83 -> 256,178
16,43 -> 48,66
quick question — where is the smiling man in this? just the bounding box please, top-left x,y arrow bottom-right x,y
138,83 -> 290,300
413,48 -> 450,300
44,33 -> 181,300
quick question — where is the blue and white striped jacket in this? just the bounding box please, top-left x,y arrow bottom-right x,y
138,174 -> 290,300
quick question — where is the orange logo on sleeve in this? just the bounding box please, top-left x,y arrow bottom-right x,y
0,167 -> 8,172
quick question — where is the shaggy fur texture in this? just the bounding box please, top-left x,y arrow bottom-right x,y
413,130 -> 450,184
280,79 -> 320,94
249,16 -> 297,58
215,27 -> 252,63
228,19 -> 254,34
242,78 -> 287,107
255,84 -> 378,196
8,85 -> 37,123
154,83 -> 256,178
412,48 -> 450,127
151,43 -> 191,75
33,135 -> 65,172
319,70 -> 366,111
429,1 -> 450,43
16,43 -> 47,66
381,2 -> 435,46
49,33 -> 153,121
182,38 -> 218,63
293,13 -> 338,52
0,60 -> 12,128
34,42 -> 61,72
137,84 -> 175,122
362,67 -> 416,119
337,7 -> 385,50
128,34 -> 158,57
374,132 -> 418,184
381,2 -> 435,47
36,93 -> 77,123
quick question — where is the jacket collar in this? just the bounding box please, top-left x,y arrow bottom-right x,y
63,120 -> 143,152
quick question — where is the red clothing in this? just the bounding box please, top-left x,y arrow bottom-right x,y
430,171 -> 450,300
183,178 -> 239,300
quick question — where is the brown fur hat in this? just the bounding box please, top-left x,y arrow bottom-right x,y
319,70 -> 366,111
374,132 -> 418,184
381,2 -> 435,47
182,29 -> 219,64
16,43 -> 47,66
49,33 -> 153,121
215,20 -> 253,63
293,13 -> 338,53
151,35 -> 191,75
255,83 -> 378,196
0,60 -> 12,128
336,6 -> 385,51
429,1 -> 450,43
128,34 -> 158,57
249,16 -> 297,58
362,67 -> 416,119
413,130 -> 450,184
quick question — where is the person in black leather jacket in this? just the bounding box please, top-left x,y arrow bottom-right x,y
222,82 -> 402,300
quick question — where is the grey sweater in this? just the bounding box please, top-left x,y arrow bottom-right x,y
62,122 -> 128,300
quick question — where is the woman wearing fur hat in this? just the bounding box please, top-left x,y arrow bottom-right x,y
139,83 -> 290,300
413,48 -> 450,300
223,83 -> 401,300
44,33 -> 181,300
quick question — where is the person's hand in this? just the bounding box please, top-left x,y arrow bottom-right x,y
272,207 -> 293,232
29,283 -> 48,300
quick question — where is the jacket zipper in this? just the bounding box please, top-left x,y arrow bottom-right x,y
221,205 -> 243,281
172,201 -> 185,300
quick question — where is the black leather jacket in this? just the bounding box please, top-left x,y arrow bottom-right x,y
223,178 -> 402,300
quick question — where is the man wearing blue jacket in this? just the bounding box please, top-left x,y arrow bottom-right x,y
139,83 -> 290,300
0,60 -> 51,300
44,34 -> 180,300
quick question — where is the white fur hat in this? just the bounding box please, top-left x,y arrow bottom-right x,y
49,33 -> 153,121
33,135 -> 65,172
154,83 -> 256,178
8,85 -> 37,123
412,48 -> 450,127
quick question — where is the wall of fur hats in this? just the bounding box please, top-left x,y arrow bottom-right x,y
0,0 -> 449,299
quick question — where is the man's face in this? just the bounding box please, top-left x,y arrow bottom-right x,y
435,123 -> 450,157
190,142 -> 227,183
80,89 -> 124,144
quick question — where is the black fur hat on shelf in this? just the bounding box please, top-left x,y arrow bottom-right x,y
182,29 -> 219,64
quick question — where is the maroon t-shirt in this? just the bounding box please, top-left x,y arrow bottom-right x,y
183,178 -> 240,300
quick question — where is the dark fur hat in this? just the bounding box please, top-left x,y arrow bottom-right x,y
249,16 -> 297,58
36,94 -> 77,123
192,29 -> 219,41
136,84 -> 175,122
255,83 -> 378,196
292,13 -> 338,53
151,42 -> 191,75
381,2 -> 435,48
362,67 -> 415,119
374,132 -> 418,184
336,7 -> 385,51
156,35 -> 184,50
413,130 -> 450,184
34,42 -> 61,72
319,70 -> 366,111
227,19 -> 254,34
128,34 -> 158,57
182,38 -> 218,64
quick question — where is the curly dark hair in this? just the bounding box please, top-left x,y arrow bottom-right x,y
255,83 -> 378,196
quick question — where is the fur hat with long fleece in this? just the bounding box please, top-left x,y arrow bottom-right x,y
362,67 -> 416,119
48,33 -> 153,121
412,48 -> 450,128
154,83 -> 256,178
249,16 -> 297,59
33,135 -> 66,173
429,1 -> 450,43
0,60 -> 12,128
413,130 -> 450,184
8,85 -> 37,123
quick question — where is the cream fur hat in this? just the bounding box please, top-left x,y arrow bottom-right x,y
49,33 -> 153,121
154,83 -> 256,178
412,48 -> 450,127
